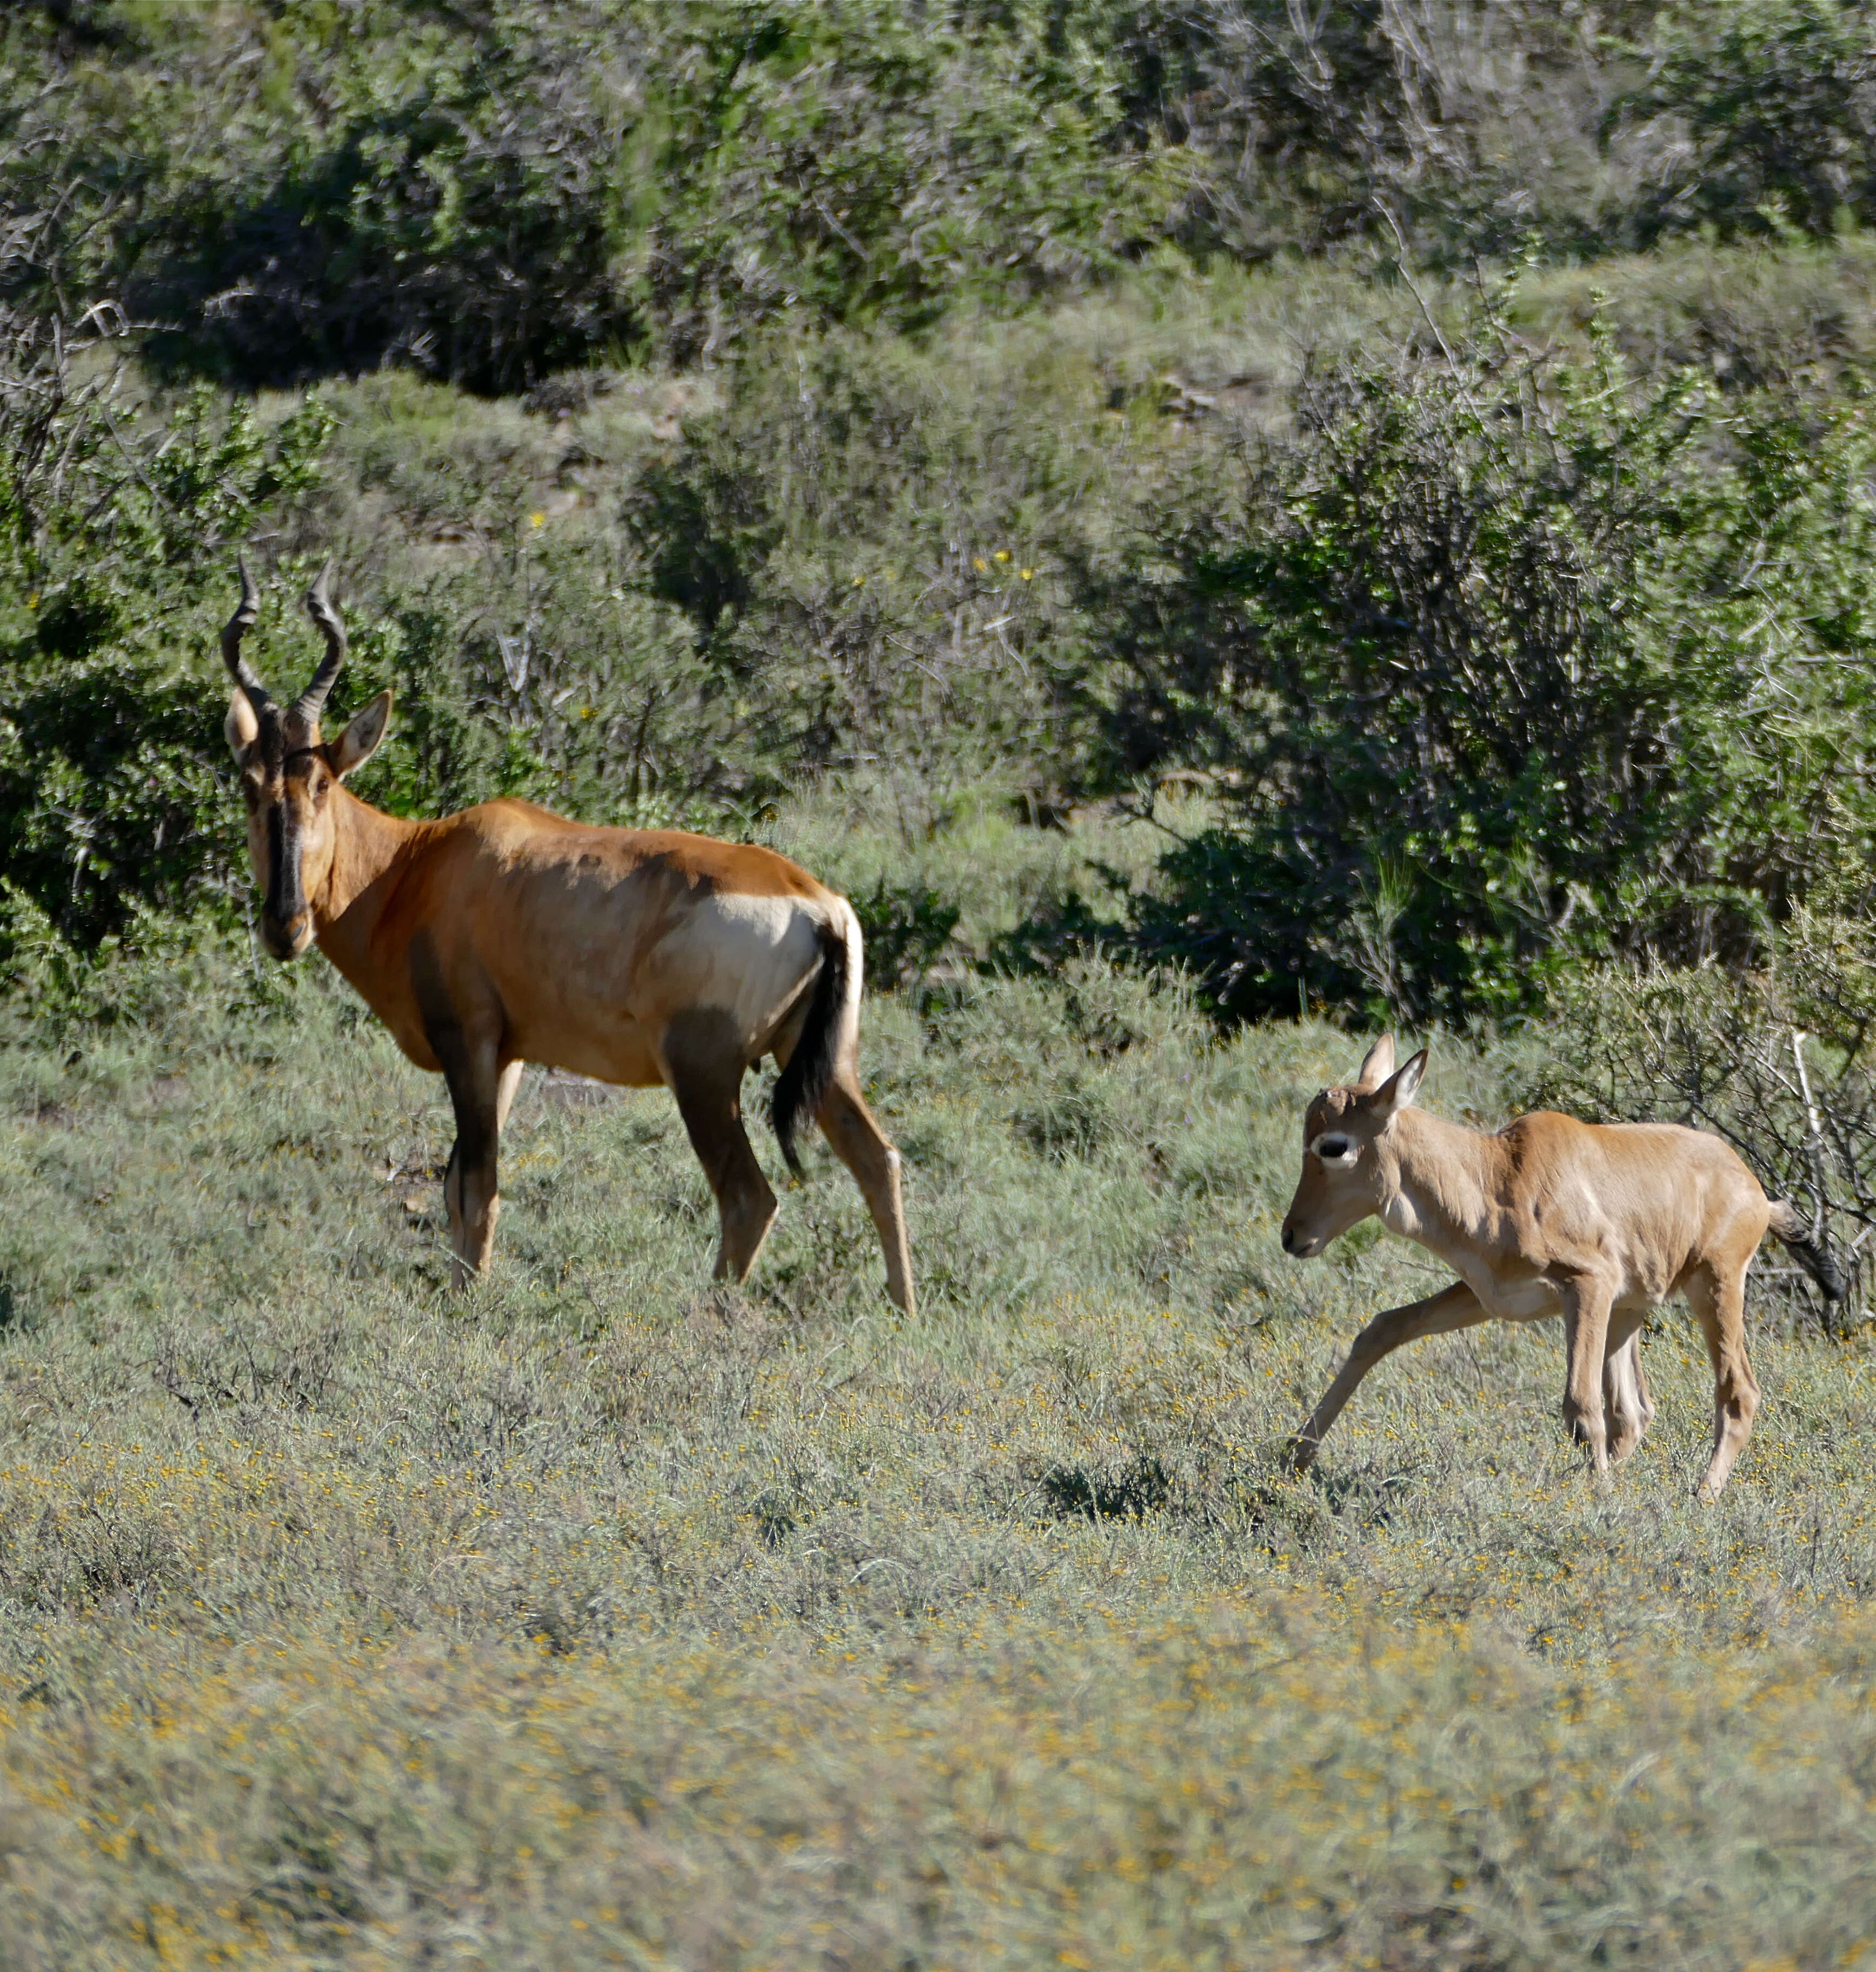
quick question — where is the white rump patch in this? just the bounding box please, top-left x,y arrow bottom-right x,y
662,891 -> 827,1041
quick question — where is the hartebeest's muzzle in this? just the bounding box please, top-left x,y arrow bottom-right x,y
260,801 -> 313,959
259,910 -> 313,960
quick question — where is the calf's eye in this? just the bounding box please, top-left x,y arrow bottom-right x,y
1316,1134 -> 1352,1160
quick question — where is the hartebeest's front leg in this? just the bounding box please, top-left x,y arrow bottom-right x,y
440,1051 -> 516,1291
1284,1279 -> 1488,1474
1559,1276 -> 1616,1473
412,934 -> 515,1291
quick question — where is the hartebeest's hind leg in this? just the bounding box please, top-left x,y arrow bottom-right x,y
662,1014 -> 778,1287
1685,1260 -> 1761,1498
1284,1279 -> 1489,1474
816,1065 -> 914,1316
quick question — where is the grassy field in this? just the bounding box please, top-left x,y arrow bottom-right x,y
0,798 -> 1870,1968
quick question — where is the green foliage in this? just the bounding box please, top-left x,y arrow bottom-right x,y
1612,0 -> 1876,242
2,0 -> 1194,389
1175,0 -> 1620,264
25,0 -> 1876,372
0,317 -> 334,969
849,876 -> 961,987
623,329 -> 1103,787
1085,301 -> 1876,1022
330,556 -> 753,827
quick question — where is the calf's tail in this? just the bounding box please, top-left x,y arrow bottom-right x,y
769,915 -> 850,1180
1767,1199 -> 1847,1303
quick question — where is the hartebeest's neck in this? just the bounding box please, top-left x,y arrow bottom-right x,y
1375,1108 -> 1508,1265
310,785 -> 429,963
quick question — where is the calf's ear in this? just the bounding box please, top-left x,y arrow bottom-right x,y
329,690 -> 393,778
1371,1049 -> 1428,1121
1354,1034 -> 1396,1090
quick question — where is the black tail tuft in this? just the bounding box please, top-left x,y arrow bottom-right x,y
1770,1201 -> 1847,1303
1786,1231 -> 1848,1304
770,918 -> 848,1179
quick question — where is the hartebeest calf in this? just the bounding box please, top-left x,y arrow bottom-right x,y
219,561 -> 913,1310
1279,1036 -> 1841,1497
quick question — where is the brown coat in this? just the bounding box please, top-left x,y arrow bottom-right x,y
222,565 -> 913,1308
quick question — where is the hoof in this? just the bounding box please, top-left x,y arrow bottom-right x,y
1280,1436 -> 1319,1477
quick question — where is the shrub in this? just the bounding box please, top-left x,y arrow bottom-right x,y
2,0 -> 1195,389
1081,300 -> 1876,1022
1182,0 -> 1619,264
1609,0 -> 1876,243
330,554 -> 757,829
623,329 -> 1108,789
1531,899 -> 1876,1328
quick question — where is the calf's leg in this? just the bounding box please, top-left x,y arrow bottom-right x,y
1601,1316 -> 1655,1464
1560,1277 -> 1616,1473
1285,1280 -> 1487,1474
816,1066 -> 914,1316
1685,1262 -> 1760,1500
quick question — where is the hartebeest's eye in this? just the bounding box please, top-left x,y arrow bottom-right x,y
1313,1133 -> 1354,1163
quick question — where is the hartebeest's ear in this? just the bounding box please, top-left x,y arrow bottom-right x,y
328,689 -> 393,778
225,688 -> 260,761
1353,1034 -> 1396,1090
1370,1048 -> 1428,1122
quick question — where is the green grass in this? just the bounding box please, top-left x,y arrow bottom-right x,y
2,812 -> 1876,1964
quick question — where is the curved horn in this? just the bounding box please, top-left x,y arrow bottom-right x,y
221,556 -> 273,709
296,559 -> 347,722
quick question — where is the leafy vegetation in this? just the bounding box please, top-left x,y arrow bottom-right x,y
2,0 -> 1193,387
1093,304 -> 1876,1020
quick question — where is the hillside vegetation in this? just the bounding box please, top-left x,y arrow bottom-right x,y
10,1 -> 1876,1963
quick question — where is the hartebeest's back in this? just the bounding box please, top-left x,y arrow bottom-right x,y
1278,1036 -> 1840,1497
219,560 -> 913,1310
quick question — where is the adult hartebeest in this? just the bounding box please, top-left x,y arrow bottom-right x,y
219,560 -> 913,1310
1278,1037 -> 1841,1497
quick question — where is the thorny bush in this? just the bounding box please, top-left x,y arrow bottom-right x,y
1085,299 -> 1876,1023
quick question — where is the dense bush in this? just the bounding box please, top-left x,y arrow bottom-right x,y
1,0 -> 1193,389
19,0 -> 1876,386
1083,305 -> 1876,1022
1613,0 -> 1876,242
0,312 -> 330,965
1533,901 -> 1876,1327
1181,0 -> 1629,263
622,329 -> 1110,799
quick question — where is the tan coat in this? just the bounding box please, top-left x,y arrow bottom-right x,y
1280,1037 -> 1837,1496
